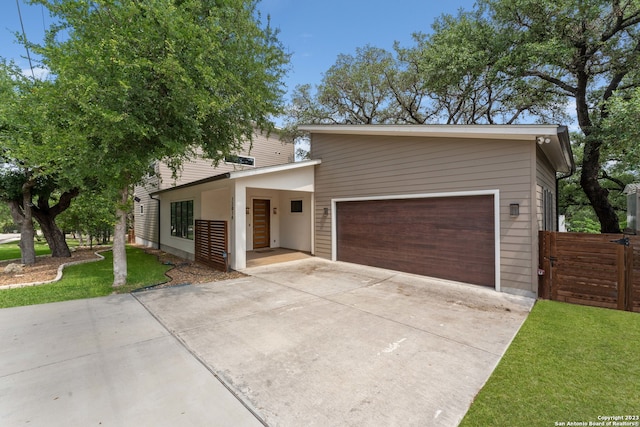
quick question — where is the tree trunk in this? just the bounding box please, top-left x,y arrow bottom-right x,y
112,186 -> 129,287
7,187 -> 36,265
574,77 -> 621,234
33,211 -> 71,257
580,139 -> 622,233
32,188 -> 79,258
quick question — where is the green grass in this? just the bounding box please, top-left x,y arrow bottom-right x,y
0,240 -> 54,260
461,300 -> 640,426
0,246 -> 171,308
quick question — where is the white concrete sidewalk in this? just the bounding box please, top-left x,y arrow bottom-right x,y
0,295 -> 264,427
0,233 -> 20,245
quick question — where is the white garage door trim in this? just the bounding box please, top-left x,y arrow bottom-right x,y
331,189 -> 501,292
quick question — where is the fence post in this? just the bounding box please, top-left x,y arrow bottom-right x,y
549,231 -> 558,300
625,242 -> 634,312
616,244 -> 627,311
538,231 -> 551,299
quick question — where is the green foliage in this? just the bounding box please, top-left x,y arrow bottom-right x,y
461,300 -> 640,426
0,204 -> 17,233
25,0 -> 288,283
34,0 -> 289,190
57,189 -> 116,243
559,132 -> 635,231
287,0 -> 640,232
0,246 -> 171,308
319,46 -> 396,124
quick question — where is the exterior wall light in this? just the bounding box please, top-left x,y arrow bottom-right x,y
536,136 -> 552,144
246,207 -> 250,215
510,203 -> 520,217
323,207 -> 329,216
273,207 -> 278,215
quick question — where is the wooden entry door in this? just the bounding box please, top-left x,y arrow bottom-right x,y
253,199 -> 270,249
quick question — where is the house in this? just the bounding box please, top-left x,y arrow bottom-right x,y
133,129 -> 296,256
141,124 -> 574,297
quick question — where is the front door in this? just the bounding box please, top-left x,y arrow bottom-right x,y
252,199 -> 270,249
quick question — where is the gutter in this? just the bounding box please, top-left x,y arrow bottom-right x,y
555,126 -> 577,232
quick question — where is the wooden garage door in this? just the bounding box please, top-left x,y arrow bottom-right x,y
336,195 -> 495,287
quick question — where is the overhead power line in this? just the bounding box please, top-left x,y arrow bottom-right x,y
15,0 -> 36,80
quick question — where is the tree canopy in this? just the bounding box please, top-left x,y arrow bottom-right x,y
21,0 -> 288,284
0,59 -> 82,263
286,0 -> 640,233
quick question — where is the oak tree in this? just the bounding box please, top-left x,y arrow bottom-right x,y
33,0 -> 288,285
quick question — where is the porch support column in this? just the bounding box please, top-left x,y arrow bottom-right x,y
231,181 -> 247,270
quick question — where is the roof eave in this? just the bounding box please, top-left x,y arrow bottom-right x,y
149,159 -> 321,196
300,124 -> 574,174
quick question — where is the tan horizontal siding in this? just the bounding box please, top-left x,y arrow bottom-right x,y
134,175 -> 160,244
312,133 -> 536,292
157,131 -> 294,189
134,130 -> 293,245
536,146 -> 557,230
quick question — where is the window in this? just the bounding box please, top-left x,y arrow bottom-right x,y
224,155 -> 255,166
170,200 -> 194,239
291,200 -> 303,213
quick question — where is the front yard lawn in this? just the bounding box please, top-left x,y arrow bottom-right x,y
0,240 -> 55,261
461,300 -> 640,426
0,247 -> 171,308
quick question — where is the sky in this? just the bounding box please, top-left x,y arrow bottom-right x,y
0,0 -> 477,98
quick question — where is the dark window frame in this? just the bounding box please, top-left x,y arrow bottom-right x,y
290,199 -> 303,213
170,200 -> 194,240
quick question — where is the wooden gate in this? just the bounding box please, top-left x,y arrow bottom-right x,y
195,220 -> 228,272
538,231 -> 640,312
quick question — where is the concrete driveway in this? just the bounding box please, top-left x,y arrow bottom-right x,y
136,257 -> 534,426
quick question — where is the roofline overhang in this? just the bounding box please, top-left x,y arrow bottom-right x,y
299,124 -> 575,174
150,159 -> 321,196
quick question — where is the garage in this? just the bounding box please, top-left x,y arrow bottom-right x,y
336,194 -> 496,287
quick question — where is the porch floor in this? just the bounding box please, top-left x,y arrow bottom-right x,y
245,248 -> 312,268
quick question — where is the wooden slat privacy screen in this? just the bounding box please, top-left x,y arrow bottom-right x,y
195,220 -> 228,272
539,231 -> 639,312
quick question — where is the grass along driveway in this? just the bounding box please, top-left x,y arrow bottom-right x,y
0,247 -> 171,308
461,300 -> 640,426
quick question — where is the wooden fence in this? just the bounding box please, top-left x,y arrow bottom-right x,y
538,231 -> 640,312
194,220 -> 228,272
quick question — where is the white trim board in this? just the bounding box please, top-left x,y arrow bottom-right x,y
330,189 -> 501,292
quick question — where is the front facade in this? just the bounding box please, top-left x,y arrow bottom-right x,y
141,124 -> 573,297
134,129 -> 295,249
148,161 -> 319,269
302,124 -> 574,296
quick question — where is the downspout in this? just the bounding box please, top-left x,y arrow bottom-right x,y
556,173 -> 572,231
556,127 -> 577,231
150,195 -> 161,250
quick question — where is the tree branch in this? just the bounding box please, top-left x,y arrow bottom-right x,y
524,70 -> 577,95
600,169 -> 626,192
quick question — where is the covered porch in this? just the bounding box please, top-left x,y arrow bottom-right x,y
245,247 -> 313,268
154,160 -> 320,271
